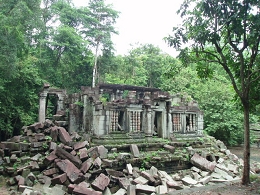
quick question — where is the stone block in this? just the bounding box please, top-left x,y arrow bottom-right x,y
133,176 -> 148,185
79,148 -> 89,161
44,153 -> 58,165
50,126 -> 59,142
199,176 -> 212,185
74,141 -> 89,151
182,176 -> 198,185
126,163 -> 133,175
91,173 -> 110,191
43,168 -> 58,176
113,188 -> 127,195
49,142 -> 57,151
55,146 -> 82,168
28,122 -> 44,131
56,159 -> 85,184
94,157 -> 102,168
135,184 -> 156,194
190,153 -> 216,172
35,133 -> 45,141
58,127 -> 72,145
130,144 -> 140,158
141,171 -> 155,183
20,143 -> 30,152
166,180 -> 183,190
163,144 -> 175,153
80,158 -> 93,174
51,173 -> 67,185
118,177 -> 131,190
87,147 -> 99,159
158,170 -> 173,181
127,185 -> 136,195
97,145 -> 108,159
73,185 -> 102,195
156,185 -> 168,194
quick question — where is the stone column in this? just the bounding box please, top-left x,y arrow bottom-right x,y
197,112 -> 204,136
82,94 -> 88,132
38,91 -> 48,123
146,107 -> 152,136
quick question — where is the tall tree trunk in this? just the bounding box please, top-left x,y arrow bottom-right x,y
92,43 -> 99,88
242,100 -> 250,185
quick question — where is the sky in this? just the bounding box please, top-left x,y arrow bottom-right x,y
73,0 -> 184,56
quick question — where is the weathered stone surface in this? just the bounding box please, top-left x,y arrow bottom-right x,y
141,171 -> 155,184
118,177 -> 131,190
166,180 -> 183,190
44,153 -> 58,165
97,145 -> 108,159
133,176 -> 148,185
158,170 -> 173,182
113,188 -> 127,195
91,173 -> 110,191
79,148 -> 89,161
86,147 -> 99,159
51,173 -> 67,185
156,185 -> 168,194
43,168 -> 59,176
127,185 -> 136,195
190,153 -> 217,172
130,144 -> 140,158
35,133 -> 45,141
55,146 -> 82,168
31,153 -> 42,161
80,158 -> 93,174
50,126 -> 59,142
199,176 -> 212,185
93,157 -> 102,168
56,159 -> 85,184
73,185 -> 102,195
182,176 -> 198,185
126,163 -> 133,175
163,144 -> 175,153
29,122 -> 44,131
74,141 -> 89,151
58,127 -> 72,145
135,184 -> 156,193
49,142 -> 57,151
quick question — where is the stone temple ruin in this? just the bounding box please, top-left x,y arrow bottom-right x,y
39,83 -> 204,140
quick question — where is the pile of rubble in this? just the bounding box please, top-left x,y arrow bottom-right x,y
0,120 -> 259,195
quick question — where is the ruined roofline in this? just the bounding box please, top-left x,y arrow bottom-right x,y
97,83 -> 162,92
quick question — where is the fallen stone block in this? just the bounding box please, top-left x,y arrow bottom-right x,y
80,158 -> 93,174
51,173 -> 67,185
79,148 -> 89,161
135,184 -> 156,194
130,144 -> 140,158
118,177 -> 131,190
113,188 -> 127,195
74,141 -> 89,151
163,144 -> 175,153
58,127 -> 72,145
73,185 -> 102,195
182,176 -> 198,185
199,176 -> 212,185
156,185 -> 168,194
94,157 -> 102,168
126,163 -> 133,175
97,145 -> 108,159
91,173 -> 110,191
133,176 -> 148,185
43,168 -> 59,176
127,185 -> 136,195
166,180 -> 183,190
141,171 -> 155,184
56,159 -> 85,184
191,153 -> 216,172
55,146 -> 82,168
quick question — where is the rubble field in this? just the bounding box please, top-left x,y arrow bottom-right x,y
1,119 -> 260,195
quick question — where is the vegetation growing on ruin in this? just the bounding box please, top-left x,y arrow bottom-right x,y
0,1 -> 259,185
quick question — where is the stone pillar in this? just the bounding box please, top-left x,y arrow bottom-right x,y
69,104 -> 77,133
167,113 -> 172,138
161,110 -> 167,138
82,94 -> 88,132
197,112 -> 204,136
146,108 -> 152,136
38,88 -> 49,123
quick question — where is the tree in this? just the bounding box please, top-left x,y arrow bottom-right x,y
165,0 -> 260,185
84,0 -> 119,87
